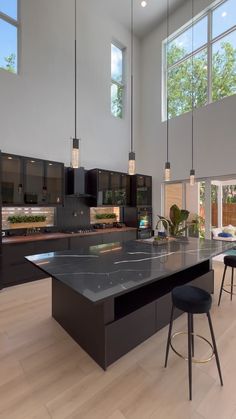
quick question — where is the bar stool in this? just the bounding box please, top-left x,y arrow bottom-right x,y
164,285 -> 223,400
218,255 -> 236,306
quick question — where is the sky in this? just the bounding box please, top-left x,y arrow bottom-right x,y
0,0 -> 17,71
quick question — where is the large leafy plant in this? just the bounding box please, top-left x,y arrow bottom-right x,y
157,204 -> 190,237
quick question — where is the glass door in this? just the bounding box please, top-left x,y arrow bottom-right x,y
24,158 -> 44,204
1,154 -> 23,204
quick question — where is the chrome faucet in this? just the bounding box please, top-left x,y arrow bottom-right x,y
156,219 -> 170,238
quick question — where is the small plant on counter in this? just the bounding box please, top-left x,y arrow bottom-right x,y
157,204 -> 190,237
95,213 -> 117,220
8,215 -> 47,224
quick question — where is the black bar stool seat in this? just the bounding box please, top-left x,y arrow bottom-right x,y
224,255 -> 236,268
218,255 -> 236,306
165,285 -> 223,401
172,285 -> 212,314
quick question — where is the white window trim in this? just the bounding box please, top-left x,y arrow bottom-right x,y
162,0 -> 236,121
0,0 -> 20,74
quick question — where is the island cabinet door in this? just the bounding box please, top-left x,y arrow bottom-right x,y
156,293 -> 183,332
105,301 -> 156,368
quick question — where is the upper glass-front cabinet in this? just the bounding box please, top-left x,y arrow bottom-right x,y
1,154 -> 23,204
1,153 -> 64,206
45,161 -> 64,205
24,158 -> 44,204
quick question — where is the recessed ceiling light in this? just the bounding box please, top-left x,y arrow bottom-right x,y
222,11 -> 227,18
141,1 -> 147,7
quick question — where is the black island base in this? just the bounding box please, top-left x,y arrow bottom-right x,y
26,238 -> 233,369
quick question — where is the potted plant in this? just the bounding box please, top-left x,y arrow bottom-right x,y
95,213 -> 117,224
157,204 -> 190,237
188,214 -> 205,238
7,215 -> 47,229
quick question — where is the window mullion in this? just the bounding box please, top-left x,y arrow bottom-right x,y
208,9 -> 212,104
0,12 -> 18,27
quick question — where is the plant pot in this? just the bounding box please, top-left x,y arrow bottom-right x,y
95,218 -> 116,224
8,221 -> 49,230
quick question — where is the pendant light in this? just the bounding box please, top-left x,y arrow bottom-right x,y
128,0 -> 136,176
71,0 -> 80,169
190,0 -> 195,186
164,0 -> 171,182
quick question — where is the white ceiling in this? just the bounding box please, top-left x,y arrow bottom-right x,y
96,0 -> 188,38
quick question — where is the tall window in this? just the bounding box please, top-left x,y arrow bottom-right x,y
0,0 -> 18,74
163,0 -> 236,120
111,43 -> 125,118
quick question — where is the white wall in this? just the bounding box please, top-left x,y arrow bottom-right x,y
0,0 -> 141,173
137,0 -> 236,221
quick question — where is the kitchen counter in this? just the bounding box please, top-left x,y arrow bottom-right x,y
26,237 -> 233,369
26,237 -> 232,303
2,227 -> 137,244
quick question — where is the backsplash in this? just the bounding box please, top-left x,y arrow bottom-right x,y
56,196 -> 90,229
2,207 -> 55,230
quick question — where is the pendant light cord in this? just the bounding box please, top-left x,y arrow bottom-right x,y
166,0 -> 169,162
131,0 -> 134,153
191,0 -> 194,171
75,0 -> 77,140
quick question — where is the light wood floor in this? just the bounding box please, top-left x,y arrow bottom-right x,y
0,262 -> 236,419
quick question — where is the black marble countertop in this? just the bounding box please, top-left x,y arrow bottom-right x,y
26,238 -> 233,303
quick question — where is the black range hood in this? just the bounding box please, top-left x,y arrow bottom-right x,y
65,167 -> 92,197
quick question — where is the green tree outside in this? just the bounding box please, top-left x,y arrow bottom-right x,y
2,53 -> 16,73
167,41 -> 236,119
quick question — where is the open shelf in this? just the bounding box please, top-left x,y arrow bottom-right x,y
114,260 -> 210,320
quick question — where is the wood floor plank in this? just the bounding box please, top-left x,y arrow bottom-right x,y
0,263 -> 235,419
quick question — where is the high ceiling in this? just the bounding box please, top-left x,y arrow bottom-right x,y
95,0 -> 188,38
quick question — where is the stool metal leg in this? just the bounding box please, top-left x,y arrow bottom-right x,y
187,313 -> 192,401
218,265 -> 227,306
190,313 -> 194,357
207,312 -> 223,386
164,305 -> 175,368
231,268 -> 234,301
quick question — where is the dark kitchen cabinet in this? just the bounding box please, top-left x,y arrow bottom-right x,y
87,169 -> 130,206
1,154 -> 23,204
2,238 -> 69,287
1,153 -> 64,206
131,174 -> 152,206
45,161 -> 64,205
1,242 -> 45,286
24,158 -> 45,204
69,234 -> 104,250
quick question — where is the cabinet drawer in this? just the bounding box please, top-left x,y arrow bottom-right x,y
2,262 -> 46,286
2,243 -> 35,266
105,302 -> 156,367
69,235 -> 103,250
33,239 -> 68,254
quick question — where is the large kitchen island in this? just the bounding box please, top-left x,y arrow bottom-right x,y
26,238 -> 233,369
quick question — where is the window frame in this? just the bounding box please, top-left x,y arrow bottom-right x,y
111,40 -> 126,119
0,0 -> 20,75
162,0 -> 236,121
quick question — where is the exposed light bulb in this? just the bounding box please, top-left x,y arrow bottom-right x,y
128,152 -> 136,176
141,1 -> 147,7
190,169 -> 195,186
71,138 -> 80,169
164,162 -> 171,182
